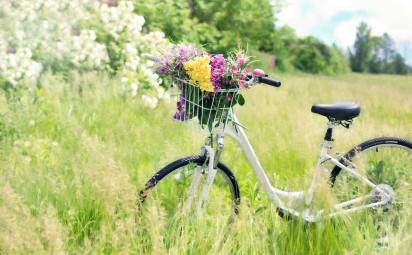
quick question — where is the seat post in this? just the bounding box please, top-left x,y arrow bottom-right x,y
324,119 -> 340,141
324,126 -> 333,141
306,120 -> 337,205
321,120 -> 338,151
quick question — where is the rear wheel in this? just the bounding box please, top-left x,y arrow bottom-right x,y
140,156 -> 240,218
330,137 -> 412,243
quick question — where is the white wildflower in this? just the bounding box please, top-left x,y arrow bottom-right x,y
161,92 -> 171,103
0,0 -> 170,108
131,82 -> 139,97
141,95 -> 158,109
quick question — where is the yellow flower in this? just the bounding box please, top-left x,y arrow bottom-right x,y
183,55 -> 214,92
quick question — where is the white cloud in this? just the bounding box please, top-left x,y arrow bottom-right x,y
333,17 -> 363,50
277,0 -> 412,51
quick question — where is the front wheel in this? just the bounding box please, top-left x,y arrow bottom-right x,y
140,156 -> 240,218
330,137 -> 412,242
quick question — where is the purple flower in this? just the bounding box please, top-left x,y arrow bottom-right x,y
178,45 -> 194,62
173,94 -> 188,121
210,54 -> 225,91
154,44 -> 203,76
156,58 -> 169,74
173,111 -> 187,121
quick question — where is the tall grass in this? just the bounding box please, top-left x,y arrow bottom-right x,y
0,72 -> 411,254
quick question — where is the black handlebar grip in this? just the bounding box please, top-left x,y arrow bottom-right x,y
259,77 -> 281,87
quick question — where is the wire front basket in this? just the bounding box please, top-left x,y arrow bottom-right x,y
173,79 -> 240,132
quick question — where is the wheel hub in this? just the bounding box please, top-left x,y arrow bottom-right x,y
370,184 -> 395,209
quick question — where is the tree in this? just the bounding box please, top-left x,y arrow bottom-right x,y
134,0 -> 278,53
134,0 -> 211,44
189,0 -> 277,52
134,0 -> 351,74
392,53 -> 408,75
290,37 -> 349,74
349,22 -> 374,72
369,33 -> 396,73
328,44 -> 351,74
350,22 -> 410,75
291,37 -> 326,73
270,25 -> 298,71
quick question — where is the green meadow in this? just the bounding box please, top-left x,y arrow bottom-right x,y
1,72 -> 411,254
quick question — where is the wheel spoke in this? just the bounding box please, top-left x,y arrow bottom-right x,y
331,140 -> 412,240
141,157 -> 239,224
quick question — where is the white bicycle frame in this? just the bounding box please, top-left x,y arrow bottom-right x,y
191,113 -> 392,222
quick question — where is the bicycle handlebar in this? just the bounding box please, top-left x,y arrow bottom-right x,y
258,76 -> 281,87
246,73 -> 282,87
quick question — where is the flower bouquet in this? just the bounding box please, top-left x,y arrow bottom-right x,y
154,44 -> 250,131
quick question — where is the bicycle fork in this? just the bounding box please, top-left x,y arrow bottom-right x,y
185,134 -> 225,215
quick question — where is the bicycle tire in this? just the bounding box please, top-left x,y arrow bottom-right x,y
140,155 -> 240,214
329,136 -> 412,240
280,137 -> 412,223
330,136 -> 412,185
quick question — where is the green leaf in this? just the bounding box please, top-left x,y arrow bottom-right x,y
237,94 -> 245,106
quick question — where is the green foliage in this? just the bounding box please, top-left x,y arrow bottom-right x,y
290,37 -> 349,74
291,37 -> 327,74
369,33 -> 395,73
135,0 -> 277,53
1,71 -> 411,253
134,0 -> 209,44
349,22 -> 373,73
270,26 -> 298,72
190,0 -> 277,52
350,22 -> 410,75
329,44 -> 351,74
134,0 -> 350,75
392,53 -> 409,75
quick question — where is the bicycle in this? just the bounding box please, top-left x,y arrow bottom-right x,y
140,70 -> 411,235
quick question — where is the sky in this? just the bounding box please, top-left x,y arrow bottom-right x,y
276,0 -> 412,64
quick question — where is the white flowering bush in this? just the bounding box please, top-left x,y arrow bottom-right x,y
0,45 -> 43,87
0,1 -> 107,71
69,30 -> 109,69
0,0 -> 169,108
99,1 -> 170,107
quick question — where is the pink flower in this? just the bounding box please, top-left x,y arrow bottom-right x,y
238,54 -> 245,66
238,79 -> 246,89
231,67 -> 238,76
241,69 -> 248,79
226,95 -> 232,102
